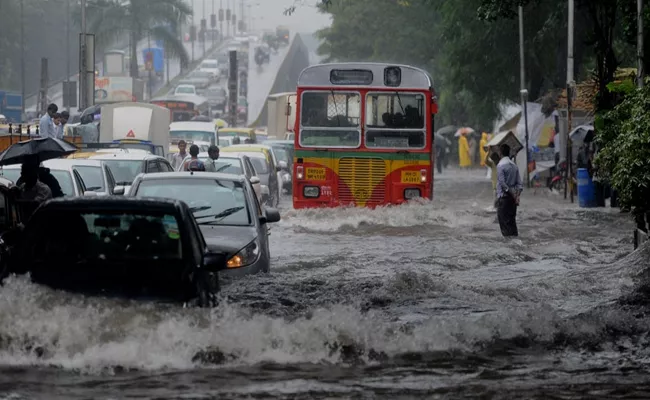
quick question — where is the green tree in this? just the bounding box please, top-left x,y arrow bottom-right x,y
84,0 -> 191,78
595,84 -> 650,228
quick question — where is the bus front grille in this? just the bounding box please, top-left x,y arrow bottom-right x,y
338,157 -> 386,204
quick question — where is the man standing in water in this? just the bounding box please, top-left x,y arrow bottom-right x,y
496,144 -> 523,237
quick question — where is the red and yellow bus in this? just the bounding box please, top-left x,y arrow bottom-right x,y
150,95 -> 210,122
292,63 -> 438,208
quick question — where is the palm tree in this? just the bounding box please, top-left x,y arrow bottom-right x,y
86,0 -> 191,78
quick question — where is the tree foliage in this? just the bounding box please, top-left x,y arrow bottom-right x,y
595,84 -> 650,213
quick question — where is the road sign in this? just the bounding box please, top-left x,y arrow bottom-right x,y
127,129 -> 135,138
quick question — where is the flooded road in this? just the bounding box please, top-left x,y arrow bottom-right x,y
1,169 -> 649,399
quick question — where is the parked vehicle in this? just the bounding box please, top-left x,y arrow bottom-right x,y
129,172 -> 280,278
2,197 -> 227,306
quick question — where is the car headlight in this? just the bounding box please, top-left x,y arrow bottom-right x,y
303,186 -> 319,198
404,188 -> 421,199
282,173 -> 291,182
227,239 -> 260,268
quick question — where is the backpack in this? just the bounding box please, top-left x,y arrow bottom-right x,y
186,158 -> 206,171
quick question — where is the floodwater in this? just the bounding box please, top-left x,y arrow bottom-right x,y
1,169 -> 649,399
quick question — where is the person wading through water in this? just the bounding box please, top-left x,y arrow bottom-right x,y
496,144 -> 523,237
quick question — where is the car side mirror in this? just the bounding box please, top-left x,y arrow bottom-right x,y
250,176 -> 260,185
203,251 -> 227,272
113,186 -> 125,195
278,160 -> 288,170
83,191 -> 99,197
275,166 -> 282,173
260,207 -> 281,224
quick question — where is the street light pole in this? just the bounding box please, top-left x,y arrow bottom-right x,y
638,0 -> 645,88
79,0 -> 87,110
20,0 -> 26,119
518,6 -> 530,188
566,0 -> 575,202
191,0 -> 195,62
66,0 -> 71,112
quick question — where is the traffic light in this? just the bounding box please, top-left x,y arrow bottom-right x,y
226,9 -> 231,20
145,51 -> 153,71
190,25 -> 196,41
211,14 -> 217,27
201,18 -> 207,30
232,14 -> 236,23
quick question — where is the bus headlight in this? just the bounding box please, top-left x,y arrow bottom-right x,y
303,186 -> 320,198
404,188 -> 421,199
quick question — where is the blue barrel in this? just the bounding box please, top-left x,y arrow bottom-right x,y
577,168 -> 595,208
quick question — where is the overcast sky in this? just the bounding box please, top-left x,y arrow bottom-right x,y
191,0 -> 331,34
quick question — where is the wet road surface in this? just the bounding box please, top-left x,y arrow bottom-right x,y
1,168 -> 649,399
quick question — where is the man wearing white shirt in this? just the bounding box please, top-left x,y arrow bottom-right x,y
38,103 -> 58,138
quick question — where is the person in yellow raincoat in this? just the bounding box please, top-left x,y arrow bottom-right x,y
458,133 -> 471,168
479,133 -> 489,167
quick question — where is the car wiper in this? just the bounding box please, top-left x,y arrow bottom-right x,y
216,164 -> 233,172
190,205 -> 212,213
195,206 -> 244,223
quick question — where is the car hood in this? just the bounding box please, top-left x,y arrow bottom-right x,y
200,224 -> 258,257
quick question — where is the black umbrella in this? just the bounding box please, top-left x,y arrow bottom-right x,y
0,137 -> 78,166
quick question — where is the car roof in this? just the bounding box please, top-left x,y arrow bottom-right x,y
136,171 -> 246,182
1,158 -> 103,170
265,140 -> 293,145
89,153 -> 166,161
170,121 -> 216,131
221,151 -> 267,161
39,196 -> 186,213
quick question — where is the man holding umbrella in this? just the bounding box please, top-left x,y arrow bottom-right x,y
16,156 -> 52,202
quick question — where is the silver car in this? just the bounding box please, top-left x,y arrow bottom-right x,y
128,172 -> 281,278
89,152 -> 174,195
0,158 -> 115,196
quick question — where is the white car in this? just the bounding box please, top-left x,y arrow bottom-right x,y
174,84 -> 197,96
198,59 -> 221,80
89,152 -> 174,195
0,159 -> 116,196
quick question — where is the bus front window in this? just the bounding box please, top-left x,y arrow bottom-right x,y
299,92 -> 360,148
365,93 -> 426,149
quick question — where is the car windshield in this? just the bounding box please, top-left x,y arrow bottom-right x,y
134,178 -> 251,226
75,166 -> 105,191
170,130 -> 214,143
175,86 -> 195,94
213,158 -> 244,174
0,168 -> 75,196
102,160 -> 144,185
273,148 -> 289,163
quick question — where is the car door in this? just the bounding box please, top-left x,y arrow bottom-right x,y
72,170 -> 87,195
265,150 -> 281,198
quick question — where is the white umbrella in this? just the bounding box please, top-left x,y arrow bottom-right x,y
569,125 -> 594,144
454,127 -> 475,137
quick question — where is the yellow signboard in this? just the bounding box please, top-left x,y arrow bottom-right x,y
306,167 -> 326,181
401,171 -> 420,184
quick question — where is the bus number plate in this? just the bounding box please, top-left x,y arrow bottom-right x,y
306,167 -> 326,181
401,171 -> 420,184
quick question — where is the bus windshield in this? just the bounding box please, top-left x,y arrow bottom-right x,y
299,91 -> 360,148
170,130 -> 214,143
365,92 -> 426,149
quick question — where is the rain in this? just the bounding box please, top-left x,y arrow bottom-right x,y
1,0 -> 650,399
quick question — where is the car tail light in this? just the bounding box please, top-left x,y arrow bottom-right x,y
420,169 -> 427,183
296,165 -> 304,180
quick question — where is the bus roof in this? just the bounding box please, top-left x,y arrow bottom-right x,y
267,92 -> 296,100
297,62 -> 432,89
170,121 -> 215,131
151,94 -> 209,105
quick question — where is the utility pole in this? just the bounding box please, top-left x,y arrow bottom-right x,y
79,0 -> 87,110
240,0 -> 244,34
638,0 -> 645,88
212,0 -> 216,47
518,6 -> 530,188
227,0 -> 231,37
20,0 -> 25,119
220,0 -> 224,42
191,1 -> 195,62
65,0 -> 71,112
566,0 -> 575,202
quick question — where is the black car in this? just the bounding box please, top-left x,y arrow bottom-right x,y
206,86 -> 227,112
2,197 -> 227,307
